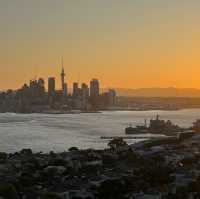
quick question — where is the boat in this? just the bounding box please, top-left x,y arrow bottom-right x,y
125,115 -> 182,135
125,120 -> 148,134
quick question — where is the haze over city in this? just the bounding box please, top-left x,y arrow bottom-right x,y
3,1 -> 200,199
1,0 -> 200,90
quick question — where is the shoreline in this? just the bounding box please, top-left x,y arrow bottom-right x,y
0,107 -> 196,115
0,134 -> 199,198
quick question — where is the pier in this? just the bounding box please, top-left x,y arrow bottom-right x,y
100,136 -> 165,140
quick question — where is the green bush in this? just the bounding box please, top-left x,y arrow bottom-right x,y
0,183 -> 19,199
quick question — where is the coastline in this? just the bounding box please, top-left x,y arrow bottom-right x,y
0,133 -> 199,198
0,108 -> 185,114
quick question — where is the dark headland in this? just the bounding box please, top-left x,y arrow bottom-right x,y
0,132 -> 200,199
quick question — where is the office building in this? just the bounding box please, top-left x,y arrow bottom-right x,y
108,89 -> 116,106
48,77 -> 55,97
73,82 -> 79,97
90,79 -> 99,97
81,83 -> 89,99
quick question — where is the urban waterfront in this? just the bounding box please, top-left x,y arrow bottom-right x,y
0,109 -> 200,153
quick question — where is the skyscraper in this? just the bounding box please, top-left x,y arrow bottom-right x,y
73,82 -> 79,97
63,83 -> 68,97
81,83 -> 89,110
81,83 -> 89,99
48,77 -> 55,97
90,79 -> 99,97
108,89 -> 116,106
61,66 -> 65,94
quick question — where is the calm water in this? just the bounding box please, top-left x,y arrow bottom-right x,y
0,109 -> 200,153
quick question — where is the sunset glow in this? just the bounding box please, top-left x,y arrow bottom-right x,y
1,0 -> 200,89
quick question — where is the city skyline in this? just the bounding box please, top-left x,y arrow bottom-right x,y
1,1 -> 200,90
0,66 -> 117,113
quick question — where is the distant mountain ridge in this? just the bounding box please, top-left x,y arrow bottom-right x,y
109,87 -> 200,97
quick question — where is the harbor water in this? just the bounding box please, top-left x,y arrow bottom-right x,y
0,109 -> 200,152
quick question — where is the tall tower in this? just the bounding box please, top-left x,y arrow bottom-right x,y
90,79 -> 99,97
61,57 -> 66,96
48,77 -> 55,97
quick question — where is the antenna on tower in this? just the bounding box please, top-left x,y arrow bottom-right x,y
61,56 -> 64,69
78,72 -> 80,85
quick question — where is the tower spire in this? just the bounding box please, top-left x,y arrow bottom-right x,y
61,56 -> 64,70
61,56 -> 66,97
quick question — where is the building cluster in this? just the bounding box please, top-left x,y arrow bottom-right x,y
47,67 -> 116,111
0,67 -> 117,113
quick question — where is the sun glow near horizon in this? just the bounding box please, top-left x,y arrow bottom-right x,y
1,0 -> 200,90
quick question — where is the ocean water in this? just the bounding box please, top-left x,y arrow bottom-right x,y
0,109 -> 200,153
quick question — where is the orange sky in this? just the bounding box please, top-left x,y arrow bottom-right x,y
1,1 -> 200,90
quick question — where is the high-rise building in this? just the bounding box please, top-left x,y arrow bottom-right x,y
81,83 -> 89,99
29,78 -> 45,98
90,79 -> 99,97
73,82 -> 79,97
63,83 -> 68,97
81,83 -> 89,110
48,77 -> 55,97
108,89 -> 116,106
61,67 -> 65,93
38,78 -> 45,96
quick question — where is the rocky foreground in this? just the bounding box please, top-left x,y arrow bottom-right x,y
0,136 -> 200,199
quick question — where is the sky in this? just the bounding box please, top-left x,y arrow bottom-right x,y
0,0 -> 200,90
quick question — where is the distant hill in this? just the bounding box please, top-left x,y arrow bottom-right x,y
110,87 -> 200,97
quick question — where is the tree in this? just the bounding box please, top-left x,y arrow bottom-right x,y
108,138 -> 128,151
